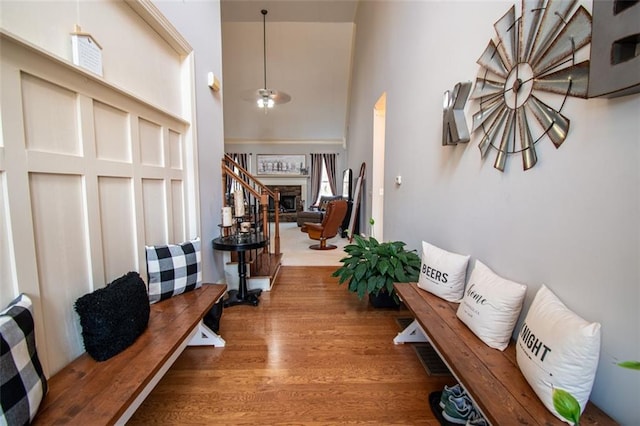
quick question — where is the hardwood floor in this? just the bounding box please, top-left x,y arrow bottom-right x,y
128,266 -> 453,424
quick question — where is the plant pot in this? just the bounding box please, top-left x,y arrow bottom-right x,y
368,291 -> 400,309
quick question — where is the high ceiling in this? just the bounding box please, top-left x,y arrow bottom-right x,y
221,0 -> 359,23
220,0 -> 358,142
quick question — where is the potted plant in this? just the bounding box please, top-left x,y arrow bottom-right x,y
332,234 -> 421,307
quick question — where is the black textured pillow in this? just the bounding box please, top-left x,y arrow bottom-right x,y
75,272 -> 150,362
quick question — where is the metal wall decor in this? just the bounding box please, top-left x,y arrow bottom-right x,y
442,81 -> 472,146
588,0 -> 640,98
471,0 -> 592,171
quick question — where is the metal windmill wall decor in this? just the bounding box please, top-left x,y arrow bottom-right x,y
471,0 -> 592,172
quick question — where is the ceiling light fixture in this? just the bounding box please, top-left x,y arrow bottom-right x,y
243,9 -> 291,112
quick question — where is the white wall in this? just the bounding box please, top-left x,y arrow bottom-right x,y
221,21 -> 354,141
347,1 -> 640,424
153,0 -> 226,284
0,0 -> 183,117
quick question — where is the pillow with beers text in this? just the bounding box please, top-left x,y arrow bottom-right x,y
417,241 -> 469,302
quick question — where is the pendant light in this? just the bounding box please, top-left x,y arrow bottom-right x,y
243,9 -> 291,111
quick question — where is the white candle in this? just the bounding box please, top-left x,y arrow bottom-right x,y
222,206 -> 232,227
234,189 -> 244,217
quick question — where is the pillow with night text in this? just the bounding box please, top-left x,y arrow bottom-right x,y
516,285 -> 601,425
416,241 -> 469,302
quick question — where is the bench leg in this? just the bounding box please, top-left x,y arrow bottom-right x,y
393,319 -> 429,345
188,321 -> 226,347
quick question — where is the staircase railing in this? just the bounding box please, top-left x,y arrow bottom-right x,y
221,154 -> 281,255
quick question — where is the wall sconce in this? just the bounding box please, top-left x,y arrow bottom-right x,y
208,72 -> 220,92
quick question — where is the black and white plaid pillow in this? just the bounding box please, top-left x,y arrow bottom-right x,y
1,294 -> 48,425
146,238 -> 202,304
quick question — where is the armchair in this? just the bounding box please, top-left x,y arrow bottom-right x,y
296,195 -> 344,227
303,199 -> 348,250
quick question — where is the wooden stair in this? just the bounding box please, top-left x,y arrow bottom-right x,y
248,251 -> 282,291
222,154 -> 284,291
225,251 -> 282,292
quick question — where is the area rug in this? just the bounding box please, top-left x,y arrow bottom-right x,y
395,317 -> 452,377
270,222 -> 348,266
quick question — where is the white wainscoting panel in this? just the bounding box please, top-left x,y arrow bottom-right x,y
0,173 -> 16,305
94,101 -> 131,163
29,173 -> 90,373
98,176 -> 138,282
1,32 -> 196,376
171,180 -> 185,243
21,73 -> 80,156
142,178 -> 168,246
139,118 -> 164,167
169,129 -> 183,170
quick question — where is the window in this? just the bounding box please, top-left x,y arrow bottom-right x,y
315,158 -> 334,204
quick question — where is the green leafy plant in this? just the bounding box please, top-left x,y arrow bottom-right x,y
617,360 -> 640,371
331,234 -> 421,302
552,387 -> 581,425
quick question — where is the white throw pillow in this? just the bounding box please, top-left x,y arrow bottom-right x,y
456,260 -> 527,350
516,285 -> 601,425
417,241 -> 470,302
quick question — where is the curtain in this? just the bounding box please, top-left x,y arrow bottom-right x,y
323,153 -> 337,196
310,153 -> 324,206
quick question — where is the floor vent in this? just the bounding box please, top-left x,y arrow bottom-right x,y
395,317 -> 452,377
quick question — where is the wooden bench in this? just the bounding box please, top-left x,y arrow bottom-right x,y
394,282 -> 616,425
33,283 -> 227,425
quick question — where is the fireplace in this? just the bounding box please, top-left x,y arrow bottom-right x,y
267,185 -> 302,214
268,195 -> 298,213
280,195 -> 297,212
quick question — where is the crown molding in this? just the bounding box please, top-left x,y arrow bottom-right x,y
225,139 -> 344,146
125,0 -> 192,57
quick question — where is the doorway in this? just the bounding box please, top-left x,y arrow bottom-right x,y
372,93 -> 386,241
